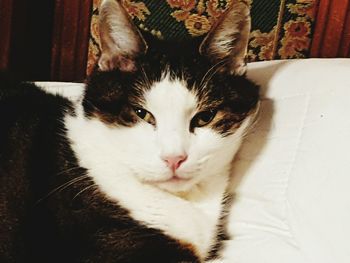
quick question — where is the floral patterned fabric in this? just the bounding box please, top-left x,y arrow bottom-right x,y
87,0 -> 317,74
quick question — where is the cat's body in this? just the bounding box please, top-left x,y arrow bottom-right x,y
0,0 -> 259,262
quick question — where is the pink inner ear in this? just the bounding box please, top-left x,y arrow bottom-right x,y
98,53 -> 137,73
98,0 -> 146,73
119,57 -> 137,72
198,1 -> 251,75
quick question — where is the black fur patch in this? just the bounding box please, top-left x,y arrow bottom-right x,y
85,33 -> 259,134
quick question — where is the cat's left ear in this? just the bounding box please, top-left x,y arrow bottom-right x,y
98,0 -> 147,72
199,1 -> 251,75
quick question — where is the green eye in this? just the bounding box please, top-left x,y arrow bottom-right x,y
191,110 -> 217,128
134,107 -> 156,125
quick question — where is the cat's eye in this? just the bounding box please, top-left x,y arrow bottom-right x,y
191,110 -> 217,128
134,107 -> 156,125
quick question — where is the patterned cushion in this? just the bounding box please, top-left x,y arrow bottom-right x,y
87,0 -> 317,74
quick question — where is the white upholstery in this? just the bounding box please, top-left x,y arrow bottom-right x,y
36,58 -> 350,263
35,81 -> 85,102
225,59 -> 350,263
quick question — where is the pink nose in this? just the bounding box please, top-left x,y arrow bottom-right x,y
163,155 -> 188,171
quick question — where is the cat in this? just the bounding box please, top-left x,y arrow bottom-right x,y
0,0 -> 259,262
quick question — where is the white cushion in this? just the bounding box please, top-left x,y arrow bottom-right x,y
36,58 -> 350,262
35,81 -> 85,102
224,59 -> 350,263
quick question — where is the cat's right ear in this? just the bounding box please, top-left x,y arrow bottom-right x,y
98,0 -> 147,72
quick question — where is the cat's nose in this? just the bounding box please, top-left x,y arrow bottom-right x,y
162,155 -> 188,171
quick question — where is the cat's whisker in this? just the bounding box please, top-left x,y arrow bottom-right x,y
198,60 -> 226,89
123,229 -> 160,239
72,184 -> 97,201
56,175 -> 89,192
162,64 -> 171,79
35,175 -> 90,204
140,65 -> 152,89
56,166 -> 84,176
83,99 -> 101,113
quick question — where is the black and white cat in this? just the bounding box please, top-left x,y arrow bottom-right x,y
0,0 -> 259,262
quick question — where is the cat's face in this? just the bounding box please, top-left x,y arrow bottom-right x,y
81,0 -> 259,194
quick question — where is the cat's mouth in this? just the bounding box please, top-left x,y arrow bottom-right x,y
151,174 -> 196,194
145,175 -> 191,185
162,176 -> 190,183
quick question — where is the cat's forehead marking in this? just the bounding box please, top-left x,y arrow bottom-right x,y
144,73 -> 197,115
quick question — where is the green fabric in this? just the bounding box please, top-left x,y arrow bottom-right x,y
87,0 -> 316,73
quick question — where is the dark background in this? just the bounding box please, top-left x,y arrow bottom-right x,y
0,0 -> 92,82
0,0 -> 55,80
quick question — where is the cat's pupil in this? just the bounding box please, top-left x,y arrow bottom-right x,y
134,107 -> 156,126
135,108 -> 146,119
199,111 -> 214,122
191,110 -> 217,130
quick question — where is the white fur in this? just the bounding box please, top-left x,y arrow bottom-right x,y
65,75 -> 251,260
